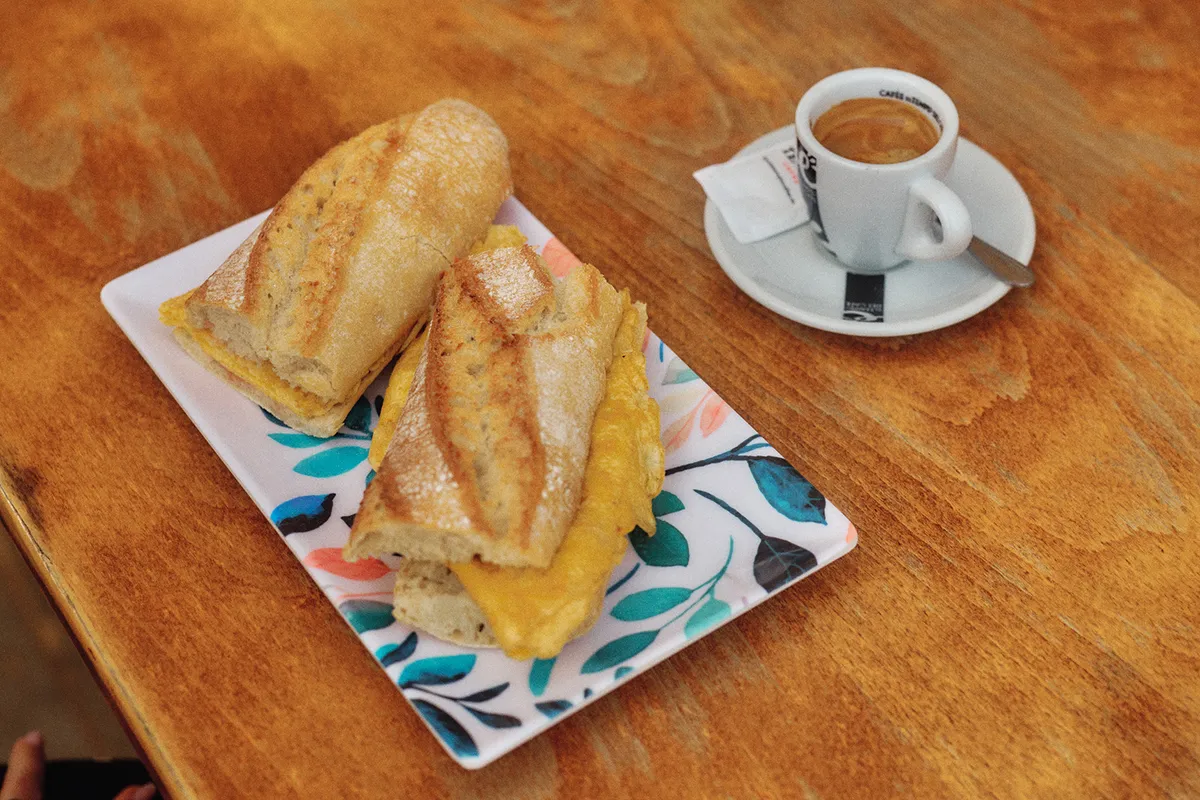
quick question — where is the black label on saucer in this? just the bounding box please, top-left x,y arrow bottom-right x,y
843,273 -> 885,322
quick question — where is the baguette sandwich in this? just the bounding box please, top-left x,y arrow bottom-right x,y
159,99 -> 512,437
345,245 -> 664,659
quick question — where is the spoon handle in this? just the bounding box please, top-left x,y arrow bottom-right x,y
967,236 -> 1035,287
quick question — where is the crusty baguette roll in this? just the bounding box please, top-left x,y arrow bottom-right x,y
345,245 -> 624,568
161,98 -> 512,437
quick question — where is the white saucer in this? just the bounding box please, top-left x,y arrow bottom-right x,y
703,126 -> 1036,336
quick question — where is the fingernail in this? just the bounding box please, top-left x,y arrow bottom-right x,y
132,783 -> 157,800
20,731 -> 44,748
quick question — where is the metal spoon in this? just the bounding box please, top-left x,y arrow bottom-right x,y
931,218 -> 1035,287
966,235 -> 1035,288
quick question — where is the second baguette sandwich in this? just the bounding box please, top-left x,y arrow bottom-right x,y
346,245 -> 664,658
160,98 -> 512,436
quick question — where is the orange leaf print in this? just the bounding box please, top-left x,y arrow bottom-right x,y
845,522 -> 858,545
699,393 -> 730,437
663,406 -> 699,454
541,237 -> 584,278
304,548 -> 391,581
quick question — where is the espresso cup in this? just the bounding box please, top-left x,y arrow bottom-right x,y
794,68 -> 971,272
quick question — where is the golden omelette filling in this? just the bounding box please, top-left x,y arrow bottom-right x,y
158,225 -> 527,423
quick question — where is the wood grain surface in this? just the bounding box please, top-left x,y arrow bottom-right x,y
2,0 -> 1198,797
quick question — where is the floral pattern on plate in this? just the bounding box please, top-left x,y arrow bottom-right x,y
101,197 -> 857,768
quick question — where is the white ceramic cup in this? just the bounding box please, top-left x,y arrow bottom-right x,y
794,68 -> 971,272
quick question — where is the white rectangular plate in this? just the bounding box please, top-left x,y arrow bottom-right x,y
101,198 -> 857,768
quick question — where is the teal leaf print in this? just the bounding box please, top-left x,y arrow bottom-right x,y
412,699 -> 478,758
365,469 -> 376,488
753,536 -> 818,593
400,654 -> 476,688
270,493 -> 335,535
528,658 -> 555,697
269,432 -> 328,449
610,587 -> 693,621
663,356 -> 699,384
293,446 -> 369,478
262,408 -> 288,427
376,632 -> 418,667
605,564 -> 640,596
695,489 -> 818,594
651,490 -> 685,517
629,520 -> 689,567
581,630 -> 658,674
463,707 -> 522,729
748,457 -> 827,524
340,600 -> 394,633
684,598 -> 732,639
614,666 -> 633,680
535,700 -> 572,719
458,683 -> 509,703
344,396 -> 373,434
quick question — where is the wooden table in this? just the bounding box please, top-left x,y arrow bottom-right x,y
2,0 -> 1197,796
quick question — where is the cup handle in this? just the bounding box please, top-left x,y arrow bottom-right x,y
895,176 -> 972,262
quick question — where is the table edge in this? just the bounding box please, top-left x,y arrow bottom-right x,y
0,467 -> 188,800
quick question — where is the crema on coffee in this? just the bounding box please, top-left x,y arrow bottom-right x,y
812,98 -> 940,164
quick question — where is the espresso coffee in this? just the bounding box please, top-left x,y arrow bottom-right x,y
812,97 -> 940,164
